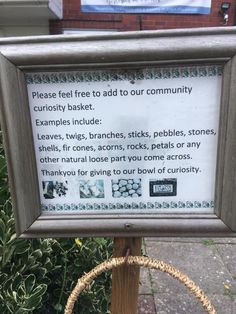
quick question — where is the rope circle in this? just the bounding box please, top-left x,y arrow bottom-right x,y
65,255 -> 216,314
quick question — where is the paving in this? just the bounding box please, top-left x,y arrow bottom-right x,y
137,238 -> 236,314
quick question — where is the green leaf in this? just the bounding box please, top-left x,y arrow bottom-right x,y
23,296 -> 42,311
32,249 -> 43,259
34,267 -> 47,278
30,284 -> 47,299
0,218 -> 5,242
7,233 -> 16,244
14,240 -> 30,254
54,303 -> 63,312
0,155 -> 7,177
2,246 -> 15,267
0,272 -> 7,284
28,262 -> 41,271
24,274 -> 36,295
94,238 -> 107,246
44,257 -> 53,270
12,273 -> 23,291
12,291 -> 18,302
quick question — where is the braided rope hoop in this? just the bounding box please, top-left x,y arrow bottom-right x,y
65,256 -> 216,314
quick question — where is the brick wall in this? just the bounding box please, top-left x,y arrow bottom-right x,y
50,0 -> 236,34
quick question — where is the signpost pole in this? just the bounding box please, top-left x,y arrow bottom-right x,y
111,237 -> 142,314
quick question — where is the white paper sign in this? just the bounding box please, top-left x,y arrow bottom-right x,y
26,65 -> 222,213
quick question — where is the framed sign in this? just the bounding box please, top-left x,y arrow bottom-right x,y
0,28 -> 236,237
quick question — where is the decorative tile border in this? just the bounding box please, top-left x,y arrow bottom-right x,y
41,200 -> 214,212
26,65 -> 222,85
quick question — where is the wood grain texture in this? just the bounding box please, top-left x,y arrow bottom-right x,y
214,60 -> 232,218
21,215 -> 233,238
111,238 -> 142,314
0,54 -> 40,235
220,56 -> 236,231
0,28 -> 236,67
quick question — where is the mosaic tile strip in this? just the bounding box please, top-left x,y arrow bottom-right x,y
26,65 -> 222,84
41,200 -> 214,212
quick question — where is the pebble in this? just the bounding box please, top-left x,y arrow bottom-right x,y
112,178 -> 142,198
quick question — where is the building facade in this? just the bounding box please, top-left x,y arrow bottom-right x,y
0,1 -> 235,37
50,0 -> 236,35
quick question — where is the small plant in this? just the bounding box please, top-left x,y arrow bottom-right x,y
223,283 -> 236,301
202,239 -> 215,246
0,132 -> 112,313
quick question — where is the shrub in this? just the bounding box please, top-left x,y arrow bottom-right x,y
0,132 -> 112,313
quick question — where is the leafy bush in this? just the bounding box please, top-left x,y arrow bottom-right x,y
0,132 -> 112,313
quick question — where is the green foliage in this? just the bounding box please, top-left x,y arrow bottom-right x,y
0,132 -> 9,206
202,239 -> 215,246
39,238 -> 112,314
0,132 -> 112,313
2,273 -> 47,314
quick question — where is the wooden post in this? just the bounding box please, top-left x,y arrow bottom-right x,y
111,237 -> 142,314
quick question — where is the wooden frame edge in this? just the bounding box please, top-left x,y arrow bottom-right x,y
0,29 -> 236,237
0,53 -> 41,236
